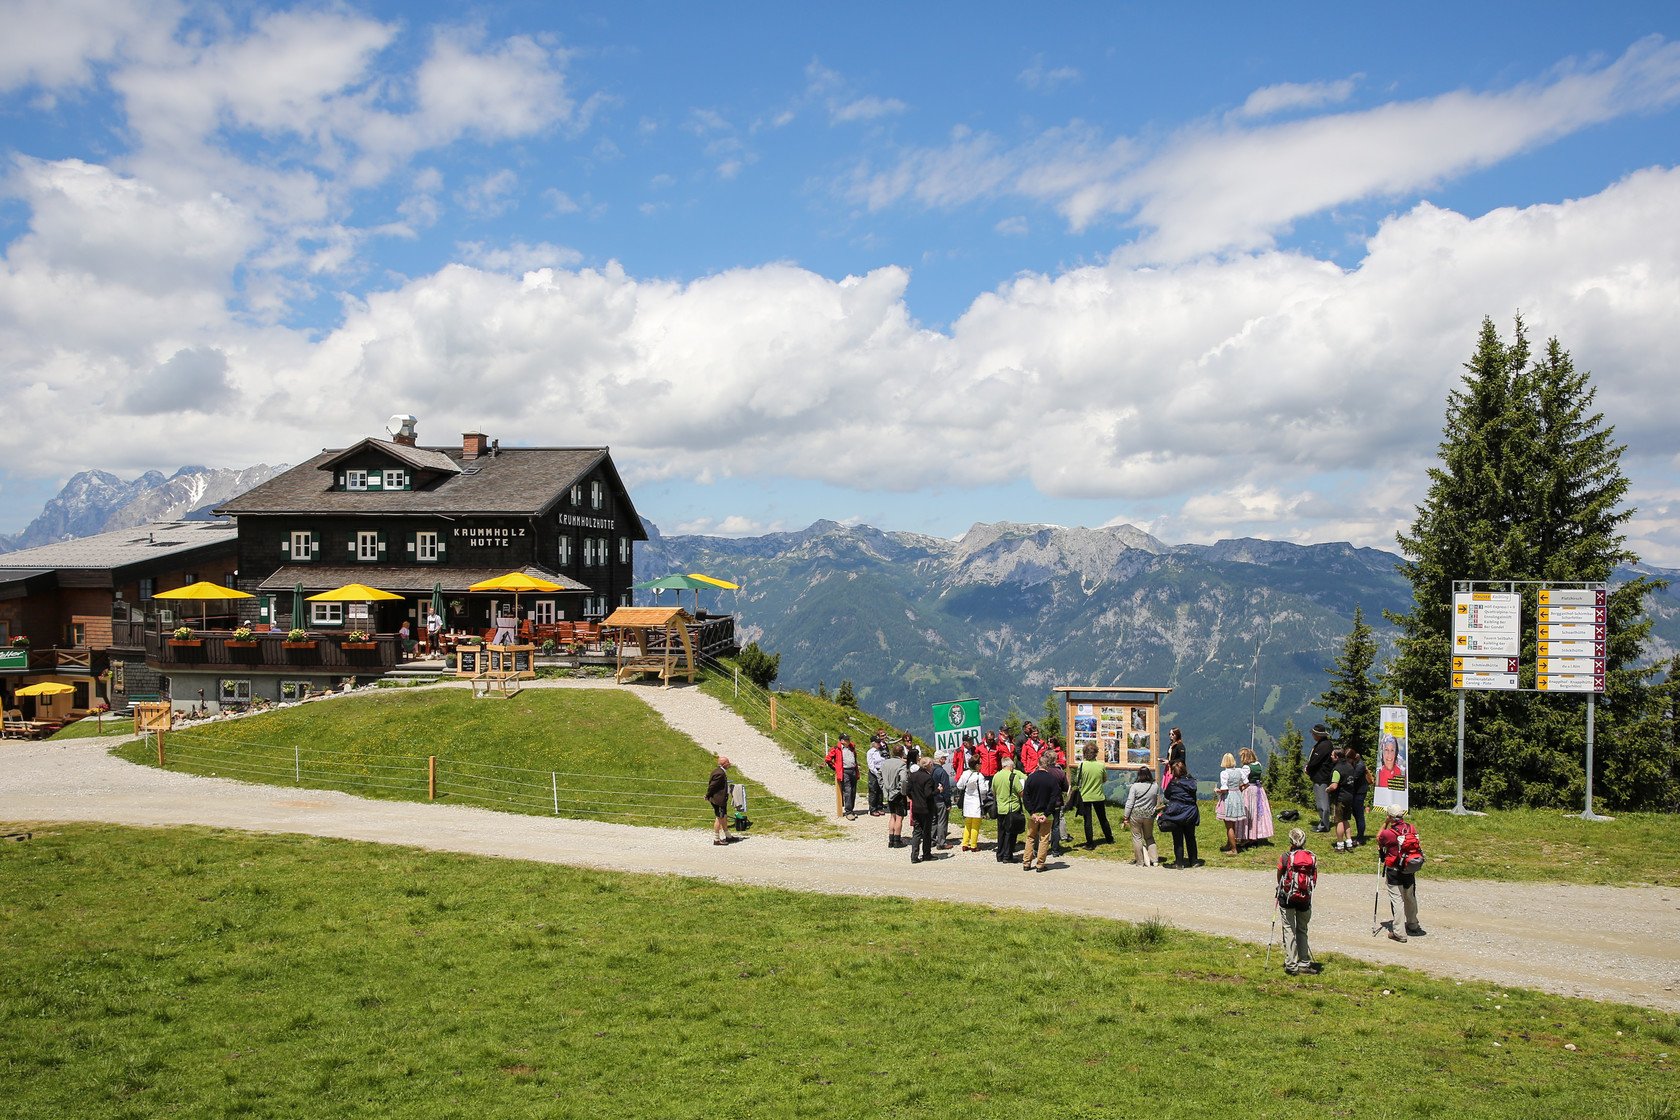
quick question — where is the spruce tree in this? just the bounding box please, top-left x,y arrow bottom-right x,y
1386,317 -> 1664,808
835,679 -> 858,709
1272,720 -> 1310,807
1318,606 -> 1382,751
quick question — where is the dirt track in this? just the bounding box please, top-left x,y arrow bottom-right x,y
3,681 -> 1677,1012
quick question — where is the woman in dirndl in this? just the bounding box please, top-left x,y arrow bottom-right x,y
1216,752 -> 1247,855
1237,745 -> 1274,848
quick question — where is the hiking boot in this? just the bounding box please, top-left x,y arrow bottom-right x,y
1303,962 -> 1323,974
1388,930 -> 1408,943
1283,964 -> 1299,975
1406,925 -> 1427,937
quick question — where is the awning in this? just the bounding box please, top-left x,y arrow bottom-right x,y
256,565 -> 590,595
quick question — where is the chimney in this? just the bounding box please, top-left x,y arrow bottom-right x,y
462,431 -> 489,460
388,414 -> 419,447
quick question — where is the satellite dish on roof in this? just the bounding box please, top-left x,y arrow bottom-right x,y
387,414 -> 418,441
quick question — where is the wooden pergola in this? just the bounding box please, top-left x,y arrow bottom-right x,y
600,606 -> 696,687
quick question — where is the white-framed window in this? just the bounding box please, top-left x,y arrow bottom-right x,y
590,480 -> 603,510
557,536 -> 572,567
416,531 -> 439,562
533,600 -> 556,624
311,602 -> 343,626
581,538 -> 594,568
357,531 -> 379,561
279,680 -> 311,701
571,484 -> 582,506
346,469 -> 368,490
383,469 -> 406,490
618,536 -> 630,564
219,679 -> 252,704
290,530 -> 312,560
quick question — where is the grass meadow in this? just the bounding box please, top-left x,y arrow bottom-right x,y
107,688 -> 829,836
0,823 -> 1674,1120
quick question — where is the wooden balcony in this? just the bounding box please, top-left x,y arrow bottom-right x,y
137,628 -> 400,674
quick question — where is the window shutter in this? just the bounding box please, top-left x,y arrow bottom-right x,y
348,538 -> 356,554
406,534 -> 416,553
310,531 -> 320,558
281,537 -> 291,555
377,530 -> 387,556
436,537 -> 445,554
339,474 -> 346,487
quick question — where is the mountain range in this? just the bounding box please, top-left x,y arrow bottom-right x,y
640,518 -> 1680,768
0,465 -> 285,553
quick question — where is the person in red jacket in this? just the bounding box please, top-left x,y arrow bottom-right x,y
1377,805 -> 1426,941
824,734 -> 859,819
1019,734 -> 1042,774
977,733 -> 1000,779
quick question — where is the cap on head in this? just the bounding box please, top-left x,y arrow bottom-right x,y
1385,804 -> 1406,819
1288,827 -> 1307,848
1311,723 -> 1329,736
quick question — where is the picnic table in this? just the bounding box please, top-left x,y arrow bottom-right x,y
1,719 -> 58,740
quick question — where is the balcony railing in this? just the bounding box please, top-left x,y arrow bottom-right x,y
137,628 -> 400,674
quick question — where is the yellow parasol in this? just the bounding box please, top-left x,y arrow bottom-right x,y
469,571 -> 563,622
687,573 -> 739,589
153,580 -> 254,628
306,583 -> 406,602
15,682 -> 75,697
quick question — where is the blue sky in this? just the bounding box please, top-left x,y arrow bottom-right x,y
3,1 -> 1679,563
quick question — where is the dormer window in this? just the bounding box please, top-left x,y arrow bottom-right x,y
383,469 -> 406,490
346,470 -> 368,491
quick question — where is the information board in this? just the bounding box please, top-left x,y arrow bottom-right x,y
1452,591 -> 1520,688
1536,587 -> 1606,693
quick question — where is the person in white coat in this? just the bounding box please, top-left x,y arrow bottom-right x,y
955,747 -> 987,852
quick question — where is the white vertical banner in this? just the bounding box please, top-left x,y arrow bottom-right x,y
1374,705 -> 1410,813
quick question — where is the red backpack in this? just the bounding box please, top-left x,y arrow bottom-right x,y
1276,849 -> 1317,909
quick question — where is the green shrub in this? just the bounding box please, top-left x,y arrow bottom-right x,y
737,642 -> 780,688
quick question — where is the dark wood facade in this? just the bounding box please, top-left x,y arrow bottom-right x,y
219,430 -> 647,634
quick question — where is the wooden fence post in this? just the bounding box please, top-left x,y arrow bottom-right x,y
428,755 -> 437,801
769,694 -> 778,731
155,730 -> 165,768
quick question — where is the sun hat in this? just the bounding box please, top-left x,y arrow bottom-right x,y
1385,804 -> 1406,818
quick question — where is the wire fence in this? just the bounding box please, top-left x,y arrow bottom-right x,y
691,652 -> 891,781
143,730 -> 816,829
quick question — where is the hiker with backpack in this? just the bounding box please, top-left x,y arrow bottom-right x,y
1275,827 -> 1321,974
1377,804 -> 1427,941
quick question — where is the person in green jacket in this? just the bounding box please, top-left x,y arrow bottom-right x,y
991,759 -> 1026,863
1074,743 -> 1115,848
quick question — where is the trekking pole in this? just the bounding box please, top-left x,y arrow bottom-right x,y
1265,902 -> 1278,967
1370,856 -> 1384,936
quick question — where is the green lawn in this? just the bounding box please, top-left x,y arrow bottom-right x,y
110,689 -> 829,837
0,824 -> 1673,1119
1053,793 -> 1679,887
48,715 -> 134,740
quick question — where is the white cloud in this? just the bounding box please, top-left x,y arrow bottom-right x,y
669,514 -> 783,536
831,95 -> 906,123
0,0 -> 167,92
852,37 -> 1680,262
1232,77 -> 1358,120
1018,56 -> 1080,92
455,168 -> 520,217
4,147 -> 1679,562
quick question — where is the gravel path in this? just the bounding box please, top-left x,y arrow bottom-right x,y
4,680 -> 1676,1012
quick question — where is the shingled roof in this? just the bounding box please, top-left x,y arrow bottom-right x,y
216,446 -> 612,517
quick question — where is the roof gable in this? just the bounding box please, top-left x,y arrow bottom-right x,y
318,438 -> 460,477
